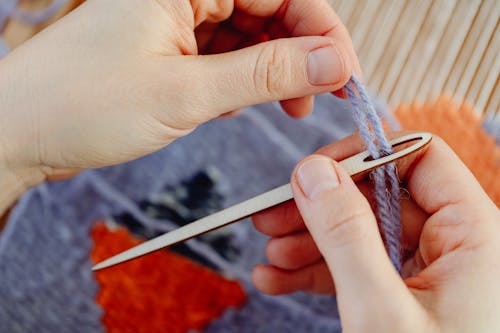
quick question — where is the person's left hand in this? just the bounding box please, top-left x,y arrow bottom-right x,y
252,134 -> 500,332
0,0 -> 360,215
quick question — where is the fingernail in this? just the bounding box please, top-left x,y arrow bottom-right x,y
297,157 -> 340,200
307,45 -> 344,85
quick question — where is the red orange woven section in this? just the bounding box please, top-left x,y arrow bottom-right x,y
91,223 -> 246,333
395,96 -> 500,207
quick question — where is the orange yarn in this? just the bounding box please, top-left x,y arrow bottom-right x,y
91,223 -> 246,333
395,96 -> 500,207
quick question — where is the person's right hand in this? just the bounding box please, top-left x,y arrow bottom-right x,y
253,134 -> 500,332
0,0 -> 359,216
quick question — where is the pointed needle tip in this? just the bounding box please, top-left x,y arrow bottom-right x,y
91,262 -> 109,271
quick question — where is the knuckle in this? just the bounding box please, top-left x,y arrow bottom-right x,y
320,205 -> 373,248
237,0 -> 259,12
430,135 -> 448,151
252,42 -> 291,98
190,0 -> 233,24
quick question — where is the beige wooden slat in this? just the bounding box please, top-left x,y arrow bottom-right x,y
389,0 -> 457,104
485,78 -> 499,118
416,0 -> 481,102
332,0 -> 358,25
469,22 -> 500,113
446,0 -> 499,100
328,0 -> 341,8
360,0 -> 407,83
372,0 -> 432,100
350,0 -> 382,51
345,0 -> 369,33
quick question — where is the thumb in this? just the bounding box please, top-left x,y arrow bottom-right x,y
291,155 -> 408,311
178,36 -> 352,120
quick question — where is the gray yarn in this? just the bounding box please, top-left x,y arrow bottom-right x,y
345,75 -> 402,272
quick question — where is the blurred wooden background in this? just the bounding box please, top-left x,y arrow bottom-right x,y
328,0 -> 499,116
2,0 -> 499,116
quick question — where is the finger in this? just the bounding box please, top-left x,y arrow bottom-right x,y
218,108 -> 244,118
357,180 -> 428,252
404,137 -> 500,266
332,88 -> 347,99
291,155 -> 407,307
237,32 -> 270,49
406,136 -> 496,215
252,134 -> 371,237
206,26 -> 245,54
266,231 -> 322,269
252,200 -> 305,236
230,10 -> 268,35
252,132 -> 429,244
253,178 -> 427,259
399,195 -> 428,251
236,0 -> 361,79
190,0 -> 234,26
279,95 -> 314,118
267,20 -> 289,40
194,22 -> 219,52
253,261 -> 334,295
40,167 -> 83,181
175,36 -> 350,122
316,133 -> 493,213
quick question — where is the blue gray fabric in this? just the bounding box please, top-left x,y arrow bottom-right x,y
0,94 -> 362,333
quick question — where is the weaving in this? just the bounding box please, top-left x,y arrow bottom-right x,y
0,2 -> 499,333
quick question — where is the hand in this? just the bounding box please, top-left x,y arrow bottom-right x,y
253,134 -> 500,332
0,0 -> 360,214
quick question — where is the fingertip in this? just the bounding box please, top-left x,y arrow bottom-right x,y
252,264 -> 305,295
291,154 -> 346,202
264,237 -> 278,264
264,236 -> 296,269
253,263 -> 335,295
218,108 -> 244,118
406,135 -> 491,215
292,154 -> 334,178
251,208 -> 278,235
266,232 -> 323,270
280,96 -> 314,118
252,200 -> 305,236
331,159 -> 358,188
252,264 -> 282,295
332,88 -> 347,99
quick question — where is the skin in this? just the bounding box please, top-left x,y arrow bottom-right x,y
1,1 -> 498,331
252,134 -> 500,333
0,0 -> 360,215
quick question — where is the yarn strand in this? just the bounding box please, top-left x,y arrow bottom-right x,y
345,75 -> 402,272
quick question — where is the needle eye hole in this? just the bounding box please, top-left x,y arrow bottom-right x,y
362,136 -> 424,162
